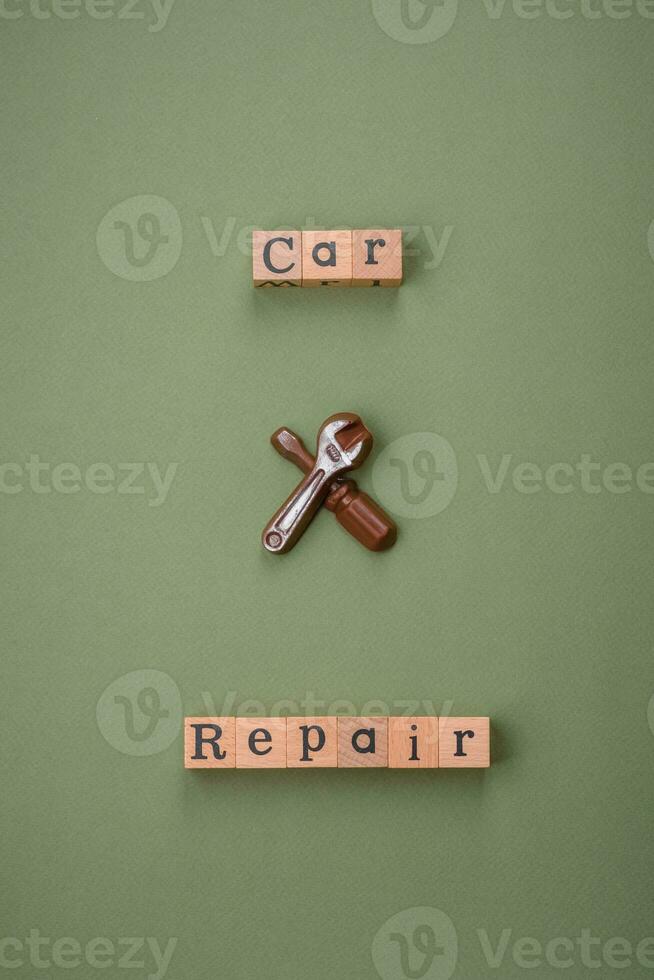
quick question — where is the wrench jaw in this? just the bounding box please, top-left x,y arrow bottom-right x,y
340,432 -> 373,470
316,414 -> 374,473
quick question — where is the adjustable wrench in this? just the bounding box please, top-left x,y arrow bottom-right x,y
262,413 -> 373,554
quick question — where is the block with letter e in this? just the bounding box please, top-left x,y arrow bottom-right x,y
235,717 -> 287,768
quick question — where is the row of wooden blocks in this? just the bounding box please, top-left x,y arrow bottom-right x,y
252,229 -> 403,287
184,716 -> 490,768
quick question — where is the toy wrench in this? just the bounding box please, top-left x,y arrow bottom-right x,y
262,413 -> 373,555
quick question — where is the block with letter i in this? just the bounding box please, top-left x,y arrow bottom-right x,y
352,229 -> 402,286
439,717 -> 490,768
252,230 -> 302,287
184,717 -> 235,769
388,716 -> 439,768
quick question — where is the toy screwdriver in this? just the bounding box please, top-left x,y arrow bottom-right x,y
270,427 -> 397,552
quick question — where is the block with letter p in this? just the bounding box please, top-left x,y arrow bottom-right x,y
286,717 -> 338,767
252,230 -> 302,287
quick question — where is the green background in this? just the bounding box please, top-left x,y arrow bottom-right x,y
2,1 -> 654,977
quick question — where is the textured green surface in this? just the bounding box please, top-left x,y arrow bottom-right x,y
2,2 -> 654,978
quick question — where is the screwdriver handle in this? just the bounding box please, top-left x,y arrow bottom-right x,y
270,428 -> 397,551
327,481 -> 398,551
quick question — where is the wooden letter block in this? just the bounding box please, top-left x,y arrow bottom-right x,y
235,717 -> 287,768
184,716 -> 235,769
252,230 -> 302,287
388,716 -> 439,769
338,716 -> 388,767
286,717 -> 338,768
352,229 -> 402,287
301,230 -> 352,287
439,717 -> 490,768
